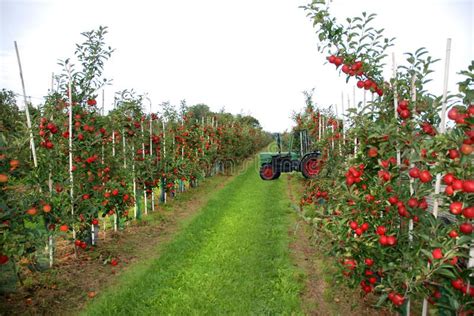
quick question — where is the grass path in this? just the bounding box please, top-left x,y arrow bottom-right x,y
82,159 -> 303,315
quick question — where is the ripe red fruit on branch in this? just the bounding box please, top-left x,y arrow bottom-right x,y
409,167 -> 420,178
59,224 -> 68,232
443,173 -> 455,185
386,235 -> 397,246
352,61 -> 363,70
357,80 -> 364,89
364,258 -> 374,266
363,80 -> 372,90
432,248 -> 443,260
0,254 -> 8,265
327,55 -> 336,63
449,201 -> 463,215
360,222 -> 369,231
459,223 -> 472,234
82,194 -> 91,200
447,107 -> 459,121
111,258 -> 118,266
378,170 -> 391,182
469,104 -> 474,116
388,196 -> 398,205
407,198 -> 418,208
461,144 -> 473,155
462,206 -> 474,219
367,147 -> 378,158
421,122 -> 436,136
349,221 -> 358,230
91,219 -> 99,225
448,230 -> 459,238
341,64 -> 350,74
418,198 -> 428,210
445,185 -> 454,196
112,189 -> 119,196
376,226 -> 386,236
388,292 -> 405,306
452,179 -> 463,191
398,100 -> 409,110
448,149 -> 460,159
399,109 -> 410,119
0,174 -> 8,183
462,180 -> 474,193
419,170 -> 432,183
26,207 -> 37,216
451,278 -> 464,291
87,99 -> 97,106
343,258 -> 357,270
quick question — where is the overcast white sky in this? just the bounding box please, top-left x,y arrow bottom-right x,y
0,0 -> 472,132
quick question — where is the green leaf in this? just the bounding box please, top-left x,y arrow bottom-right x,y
375,293 -> 388,306
435,267 -> 456,279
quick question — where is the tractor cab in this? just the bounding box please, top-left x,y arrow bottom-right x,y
259,129 -> 321,180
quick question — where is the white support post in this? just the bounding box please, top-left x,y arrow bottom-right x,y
162,120 -> 167,204
122,130 -> 127,169
14,41 -> 38,168
112,130 -> 116,156
141,122 -> 147,215
114,213 -> 118,232
91,224 -> 95,246
67,65 -> 75,240
132,143 -> 137,219
422,38 -> 452,316
392,53 -> 402,166
318,113 -> 322,141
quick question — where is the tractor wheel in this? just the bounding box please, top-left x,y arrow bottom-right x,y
259,164 -> 280,180
301,154 -> 321,179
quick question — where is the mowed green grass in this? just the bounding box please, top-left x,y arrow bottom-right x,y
82,160 -> 303,315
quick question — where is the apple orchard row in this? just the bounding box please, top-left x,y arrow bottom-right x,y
297,2 -> 472,314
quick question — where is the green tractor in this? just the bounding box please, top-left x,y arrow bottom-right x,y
259,129 -> 321,180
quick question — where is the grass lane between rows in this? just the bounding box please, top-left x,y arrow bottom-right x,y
82,159 -> 303,315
